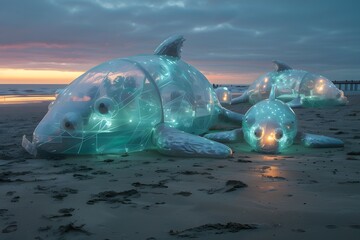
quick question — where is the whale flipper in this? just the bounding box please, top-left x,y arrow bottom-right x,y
273,60 -> 292,72
153,124 -> 232,158
204,128 -> 243,143
296,132 -> 344,148
218,108 -> 244,125
154,35 -> 185,58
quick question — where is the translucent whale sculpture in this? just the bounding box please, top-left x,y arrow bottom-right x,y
231,61 -> 348,108
22,35 -> 244,158
205,86 -> 344,153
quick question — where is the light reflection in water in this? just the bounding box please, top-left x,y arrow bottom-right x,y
0,95 -> 55,105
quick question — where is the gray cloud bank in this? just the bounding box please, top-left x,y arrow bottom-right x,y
1,0 -> 359,83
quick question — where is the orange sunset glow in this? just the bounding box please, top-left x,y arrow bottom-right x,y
0,68 -> 84,84
0,68 -> 256,85
203,71 -> 260,85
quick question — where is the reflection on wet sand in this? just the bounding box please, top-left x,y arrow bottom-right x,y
0,95 -> 55,104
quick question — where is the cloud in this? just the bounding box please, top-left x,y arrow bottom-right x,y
0,0 -> 359,83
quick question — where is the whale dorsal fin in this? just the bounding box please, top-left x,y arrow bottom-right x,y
154,35 -> 185,58
273,60 -> 292,72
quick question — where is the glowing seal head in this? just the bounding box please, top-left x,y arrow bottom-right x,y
242,99 -> 297,153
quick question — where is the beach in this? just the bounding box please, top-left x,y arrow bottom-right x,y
0,96 -> 360,240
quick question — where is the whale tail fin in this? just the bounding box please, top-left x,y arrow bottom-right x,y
272,60 -> 292,72
154,35 -> 185,58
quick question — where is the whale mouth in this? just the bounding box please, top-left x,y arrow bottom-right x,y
22,135 -> 37,156
23,132 -> 63,156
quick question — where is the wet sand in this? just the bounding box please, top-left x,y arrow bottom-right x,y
0,96 -> 360,240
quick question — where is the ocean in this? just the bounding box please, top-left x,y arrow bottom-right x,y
0,84 -> 67,96
0,84 -> 249,96
0,83 -> 249,104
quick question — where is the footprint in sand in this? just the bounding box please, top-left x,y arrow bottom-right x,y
2,222 -> 17,233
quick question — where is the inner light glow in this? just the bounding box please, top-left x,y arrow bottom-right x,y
215,87 -> 232,104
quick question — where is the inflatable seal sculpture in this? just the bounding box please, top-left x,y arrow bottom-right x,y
205,86 -> 344,153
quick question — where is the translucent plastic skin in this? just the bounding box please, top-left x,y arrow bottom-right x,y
205,91 -> 344,153
242,99 -> 297,153
215,87 -> 232,104
244,69 -> 347,107
31,56 -> 220,155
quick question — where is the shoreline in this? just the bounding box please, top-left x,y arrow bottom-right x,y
0,90 -> 359,105
0,95 -> 55,105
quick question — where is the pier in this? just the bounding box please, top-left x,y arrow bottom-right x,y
332,80 -> 360,91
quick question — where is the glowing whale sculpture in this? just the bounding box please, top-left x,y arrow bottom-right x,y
231,61 -> 348,108
22,35 -> 244,158
205,86 -> 344,153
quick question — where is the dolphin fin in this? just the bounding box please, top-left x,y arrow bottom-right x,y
273,60 -> 292,72
295,132 -> 344,148
231,91 -> 249,104
153,123 -> 232,158
204,128 -> 243,143
154,35 -> 185,58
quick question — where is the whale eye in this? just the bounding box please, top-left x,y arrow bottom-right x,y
95,97 -> 117,116
253,127 -> 263,139
61,112 -> 82,132
98,103 -> 108,114
64,121 -> 74,130
275,128 -> 283,141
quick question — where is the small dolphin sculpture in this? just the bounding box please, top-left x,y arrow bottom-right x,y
215,87 -> 232,105
232,61 -> 348,108
22,35 -> 244,158
205,86 -> 344,153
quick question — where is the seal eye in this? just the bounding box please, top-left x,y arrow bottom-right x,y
94,97 -> 117,116
275,128 -> 283,141
254,127 -> 263,139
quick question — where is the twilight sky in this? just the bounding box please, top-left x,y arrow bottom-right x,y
0,0 -> 359,84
